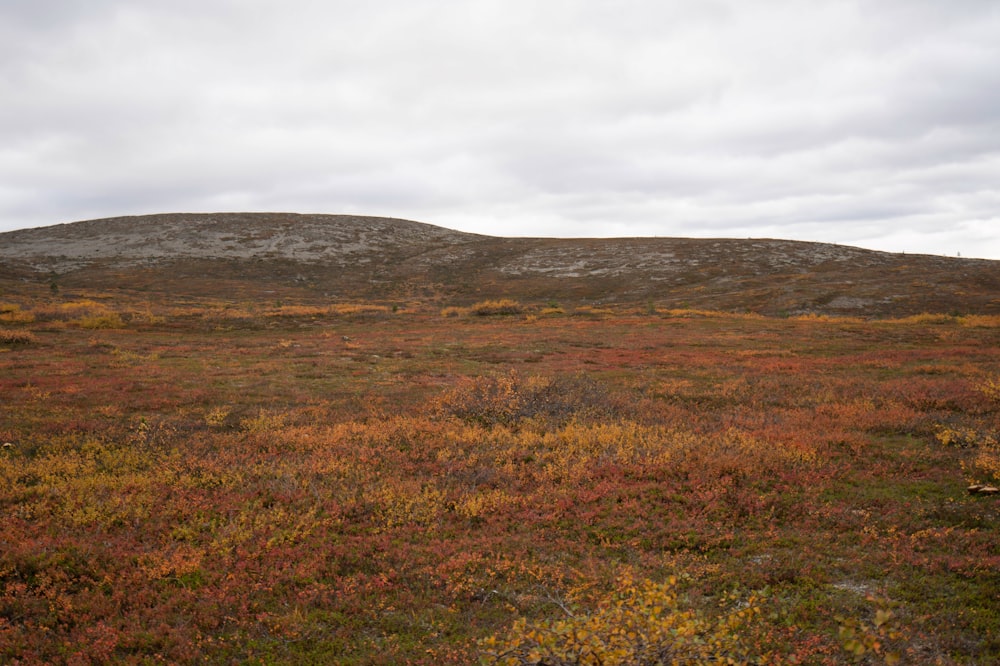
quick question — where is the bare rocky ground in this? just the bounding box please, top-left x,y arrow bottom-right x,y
1,212 -> 998,316
0,213 -> 481,271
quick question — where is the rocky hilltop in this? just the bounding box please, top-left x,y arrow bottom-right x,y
2,212 -> 998,316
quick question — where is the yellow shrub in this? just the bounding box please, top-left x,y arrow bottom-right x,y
934,424 -> 982,449
328,303 -> 390,316
793,313 -> 865,324
240,409 -> 288,435
370,481 -> 446,529
971,446 -> 1000,484
471,299 -> 524,316
205,406 -> 232,428
480,573 -> 764,665
76,312 -> 126,329
455,488 -> 519,519
958,314 -> 1000,328
265,305 -> 330,317
886,313 -> 956,325
0,329 -> 37,345
573,305 -> 616,316
0,303 -> 35,323
978,376 -> 1000,403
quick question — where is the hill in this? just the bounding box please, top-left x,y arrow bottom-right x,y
2,212 -> 998,316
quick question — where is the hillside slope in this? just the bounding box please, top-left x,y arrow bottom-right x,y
2,212 -> 998,316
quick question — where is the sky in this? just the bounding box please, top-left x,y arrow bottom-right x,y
3,1 -> 1000,259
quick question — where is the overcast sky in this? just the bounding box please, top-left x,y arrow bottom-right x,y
3,1 -> 1000,258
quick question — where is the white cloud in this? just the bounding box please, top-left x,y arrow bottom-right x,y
1,0 -> 998,258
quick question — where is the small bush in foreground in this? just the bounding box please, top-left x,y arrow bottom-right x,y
480,574 -> 764,665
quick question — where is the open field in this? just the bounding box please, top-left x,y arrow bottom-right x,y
2,287 -> 1000,664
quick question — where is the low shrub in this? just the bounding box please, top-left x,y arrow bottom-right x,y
0,329 -> 37,345
480,573 -> 765,665
933,424 -> 983,449
75,312 -> 126,329
958,314 -> 1000,328
471,299 -> 524,316
0,303 -> 35,323
979,376 -> 1000,403
328,303 -> 390,316
886,313 -> 956,325
969,443 -> 1000,484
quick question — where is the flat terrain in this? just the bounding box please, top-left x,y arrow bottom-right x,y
2,283 -> 999,663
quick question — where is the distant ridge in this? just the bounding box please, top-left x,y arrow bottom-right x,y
0,213 -> 484,271
2,212 -> 998,316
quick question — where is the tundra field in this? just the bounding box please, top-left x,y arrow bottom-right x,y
2,290 -> 1000,664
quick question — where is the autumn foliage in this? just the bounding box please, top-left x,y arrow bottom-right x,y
1,289 -> 999,663
481,573 -> 765,665
470,299 -> 525,316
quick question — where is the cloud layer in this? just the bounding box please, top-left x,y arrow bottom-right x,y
3,0 -> 1000,257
